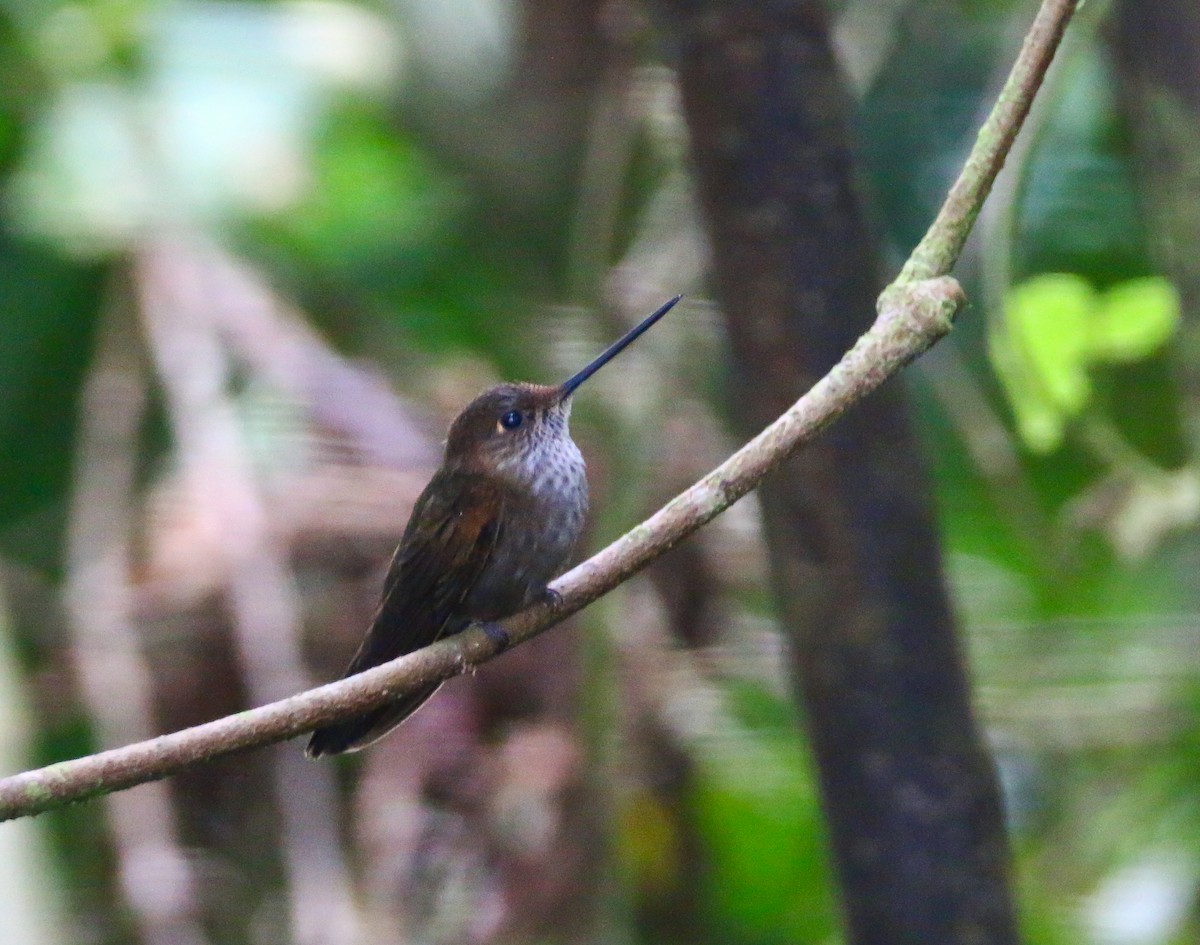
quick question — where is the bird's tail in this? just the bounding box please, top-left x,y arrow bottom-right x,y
305,683 -> 442,758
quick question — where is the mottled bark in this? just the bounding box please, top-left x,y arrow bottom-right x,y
657,2 -> 1019,942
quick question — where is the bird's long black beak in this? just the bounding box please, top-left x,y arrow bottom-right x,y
558,295 -> 681,402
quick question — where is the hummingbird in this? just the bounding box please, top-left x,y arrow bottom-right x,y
306,296 -> 680,757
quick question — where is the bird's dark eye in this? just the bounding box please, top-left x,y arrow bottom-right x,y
499,410 -> 523,430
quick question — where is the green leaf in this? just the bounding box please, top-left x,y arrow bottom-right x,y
994,274 -> 1183,454
1008,273 -> 1094,414
1015,38 -> 1149,281
1089,277 -> 1180,363
995,274 -> 1097,452
990,322 -> 1067,454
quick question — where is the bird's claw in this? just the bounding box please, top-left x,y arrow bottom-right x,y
540,586 -> 564,608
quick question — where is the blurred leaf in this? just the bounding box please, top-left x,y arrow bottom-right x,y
993,273 -> 1181,456
992,273 -> 1092,452
0,235 -> 105,572
621,789 -> 682,896
1100,354 -> 1189,473
245,102 -> 532,361
0,10 -> 44,180
989,323 -> 1062,454
913,376 -> 1045,580
1088,277 -> 1180,363
275,104 -> 464,282
1009,273 -> 1093,414
1015,36 -> 1149,282
860,4 -> 1011,249
690,682 -> 834,945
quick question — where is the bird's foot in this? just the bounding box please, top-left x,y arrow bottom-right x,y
539,586 -> 564,608
482,622 -> 510,652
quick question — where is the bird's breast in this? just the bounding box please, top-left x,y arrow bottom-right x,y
466,438 -> 587,619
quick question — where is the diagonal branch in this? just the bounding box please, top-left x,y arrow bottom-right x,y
899,0 -> 1075,283
0,0 -> 1076,823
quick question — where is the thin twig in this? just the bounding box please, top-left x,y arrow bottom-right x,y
0,0 -> 1076,823
899,0 -> 1076,283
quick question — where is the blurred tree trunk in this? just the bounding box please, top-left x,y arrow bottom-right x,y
652,2 -> 1020,943
1112,0 -> 1200,420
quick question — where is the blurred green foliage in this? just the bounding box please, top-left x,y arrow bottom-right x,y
691,683 -> 834,945
865,5 -> 1199,944
0,236 -> 105,570
995,273 -> 1180,452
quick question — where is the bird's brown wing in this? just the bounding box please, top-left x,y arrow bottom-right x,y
306,469 -> 504,756
347,468 -> 505,673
